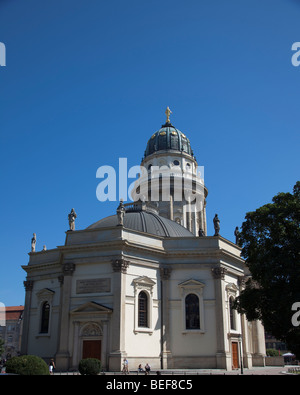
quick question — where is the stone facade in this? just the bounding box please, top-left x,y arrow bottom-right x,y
21,226 -> 265,371
21,111 -> 265,371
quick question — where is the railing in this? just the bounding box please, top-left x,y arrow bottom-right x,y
123,202 -> 159,215
123,202 -> 143,212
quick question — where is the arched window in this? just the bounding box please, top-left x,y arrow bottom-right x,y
229,297 -> 236,330
185,293 -> 200,330
40,301 -> 50,333
138,291 -> 148,327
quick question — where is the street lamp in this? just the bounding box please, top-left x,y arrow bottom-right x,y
238,334 -> 244,374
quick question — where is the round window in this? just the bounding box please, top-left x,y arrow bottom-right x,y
173,160 -> 180,166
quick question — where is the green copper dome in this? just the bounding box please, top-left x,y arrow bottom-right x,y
144,121 -> 194,159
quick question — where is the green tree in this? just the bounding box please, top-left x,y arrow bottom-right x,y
266,349 -> 279,357
234,182 -> 300,358
5,355 -> 49,375
78,358 -> 102,375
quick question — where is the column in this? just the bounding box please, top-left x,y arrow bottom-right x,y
101,320 -> 109,370
20,280 -> 34,355
187,200 -> 192,232
212,266 -> 231,370
203,200 -> 207,236
252,320 -> 266,366
160,267 -> 172,369
193,206 -> 198,236
183,203 -> 187,228
169,195 -> 174,221
56,262 -> 75,371
109,258 -> 129,371
238,276 -> 252,369
72,321 -> 80,369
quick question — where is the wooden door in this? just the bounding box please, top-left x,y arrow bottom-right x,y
82,340 -> 101,360
232,342 -> 239,369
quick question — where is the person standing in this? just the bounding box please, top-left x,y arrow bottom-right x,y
49,359 -> 55,375
122,358 -> 129,374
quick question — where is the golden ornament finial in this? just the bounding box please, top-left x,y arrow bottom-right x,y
165,106 -> 172,123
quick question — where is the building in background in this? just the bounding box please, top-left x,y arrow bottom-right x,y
265,332 -> 288,354
0,306 -> 24,360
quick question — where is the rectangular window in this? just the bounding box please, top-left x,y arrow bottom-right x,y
40,302 -> 50,333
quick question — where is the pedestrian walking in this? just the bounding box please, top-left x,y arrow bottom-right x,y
122,358 -> 129,374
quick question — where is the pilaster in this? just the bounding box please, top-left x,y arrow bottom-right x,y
212,266 -> 231,370
160,267 -> 172,368
20,280 -> 34,355
252,320 -> 266,366
56,262 -> 75,371
238,275 -> 252,369
109,258 -> 130,371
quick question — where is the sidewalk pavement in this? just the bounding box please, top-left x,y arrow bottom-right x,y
55,366 -> 290,375
209,366 -> 287,375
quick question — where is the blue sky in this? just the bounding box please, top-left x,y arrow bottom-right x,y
0,0 -> 300,306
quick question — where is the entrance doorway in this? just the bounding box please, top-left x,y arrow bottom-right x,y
232,342 -> 239,369
82,340 -> 101,360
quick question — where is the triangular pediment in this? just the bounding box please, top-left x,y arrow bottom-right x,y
36,288 -> 55,297
226,283 -> 239,292
133,276 -> 156,287
36,288 -> 55,303
178,279 -> 205,289
71,301 -> 112,314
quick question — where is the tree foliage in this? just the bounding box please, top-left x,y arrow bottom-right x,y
234,182 -> 300,358
78,358 -> 101,375
5,355 -> 49,375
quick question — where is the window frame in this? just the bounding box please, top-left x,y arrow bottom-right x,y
185,293 -> 200,330
36,288 -> 55,337
179,279 -> 205,334
40,301 -> 50,334
133,276 -> 156,334
229,296 -> 236,331
138,291 -> 148,328
226,283 -> 239,334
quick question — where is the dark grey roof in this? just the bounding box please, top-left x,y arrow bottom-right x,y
86,211 -> 194,238
144,122 -> 194,159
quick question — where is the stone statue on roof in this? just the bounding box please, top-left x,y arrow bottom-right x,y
68,208 -> 77,231
31,233 -> 36,252
213,214 -> 220,236
234,226 -> 240,245
117,199 -> 125,226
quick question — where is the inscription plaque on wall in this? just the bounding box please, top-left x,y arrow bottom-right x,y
76,278 -> 111,294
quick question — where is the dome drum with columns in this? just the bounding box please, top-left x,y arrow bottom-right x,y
133,108 -> 208,236
21,108 -> 265,372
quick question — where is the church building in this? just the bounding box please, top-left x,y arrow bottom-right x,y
21,109 -> 266,371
